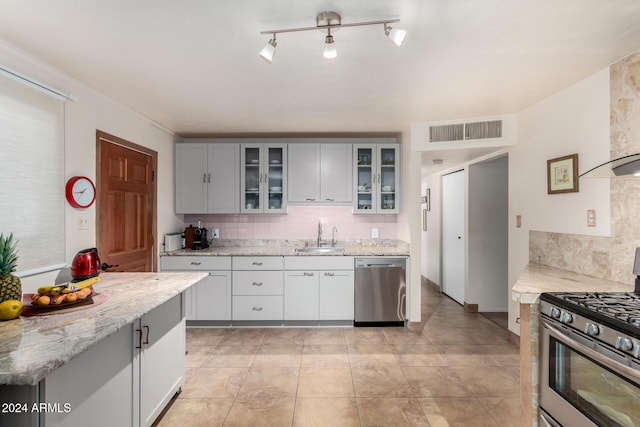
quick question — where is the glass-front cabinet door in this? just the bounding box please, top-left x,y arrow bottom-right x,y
354,146 -> 375,212
353,144 -> 400,214
241,143 -> 286,213
378,145 -> 399,213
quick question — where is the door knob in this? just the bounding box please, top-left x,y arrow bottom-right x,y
101,262 -> 119,271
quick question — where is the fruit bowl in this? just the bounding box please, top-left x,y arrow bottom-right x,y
25,287 -> 97,310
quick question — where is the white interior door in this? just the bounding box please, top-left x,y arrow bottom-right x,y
442,170 -> 465,305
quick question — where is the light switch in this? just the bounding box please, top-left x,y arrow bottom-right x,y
516,215 -> 522,228
587,210 -> 596,227
371,228 -> 379,238
77,215 -> 89,230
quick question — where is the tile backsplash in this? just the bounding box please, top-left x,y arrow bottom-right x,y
184,205 -> 397,241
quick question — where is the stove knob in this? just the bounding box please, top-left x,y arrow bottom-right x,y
560,312 -> 573,324
616,337 -> 634,352
584,323 -> 600,336
550,308 -> 561,319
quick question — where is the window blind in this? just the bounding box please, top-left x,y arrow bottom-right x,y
0,72 -> 65,274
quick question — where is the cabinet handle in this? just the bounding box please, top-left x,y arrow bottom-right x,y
143,325 -> 150,345
306,198 -> 316,201
190,261 -> 202,265
377,174 -> 381,183
252,306 -> 263,311
303,272 -> 314,276
264,173 -> 268,183
372,175 -> 376,184
325,198 -> 335,201
252,282 -> 263,286
252,262 -> 263,266
135,328 -> 142,349
203,173 -> 207,183
259,174 -> 263,183
208,173 -> 211,183
324,272 -> 335,277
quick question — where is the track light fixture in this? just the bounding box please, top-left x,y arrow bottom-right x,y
259,34 -> 277,63
259,11 -> 406,64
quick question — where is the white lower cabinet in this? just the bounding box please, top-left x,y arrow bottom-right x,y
284,256 -> 354,321
319,270 -> 355,320
284,271 -> 319,320
232,256 -> 284,321
160,256 -> 232,321
38,294 -> 185,427
135,295 -> 185,426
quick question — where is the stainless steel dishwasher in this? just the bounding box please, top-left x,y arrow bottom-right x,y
354,258 -> 406,326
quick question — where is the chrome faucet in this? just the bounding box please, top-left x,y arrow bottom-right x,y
317,221 -> 323,247
331,226 -> 338,247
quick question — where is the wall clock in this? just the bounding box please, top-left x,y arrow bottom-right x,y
65,176 -> 96,209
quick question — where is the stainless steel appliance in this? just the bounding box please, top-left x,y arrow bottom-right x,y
539,292 -> 640,426
355,258 -> 406,326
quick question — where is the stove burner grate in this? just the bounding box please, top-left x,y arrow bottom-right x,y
556,292 -> 640,327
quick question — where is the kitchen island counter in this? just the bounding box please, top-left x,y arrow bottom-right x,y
162,238 -> 410,257
0,271 -> 207,386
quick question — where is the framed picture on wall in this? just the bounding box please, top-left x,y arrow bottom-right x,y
547,153 -> 579,194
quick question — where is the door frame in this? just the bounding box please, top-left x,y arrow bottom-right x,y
95,130 -> 158,271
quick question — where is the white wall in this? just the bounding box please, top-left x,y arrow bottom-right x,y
421,172 -> 441,287
0,41 -> 183,291
508,67 -> 612,332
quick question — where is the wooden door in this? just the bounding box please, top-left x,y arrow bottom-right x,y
97,131 -> 156,272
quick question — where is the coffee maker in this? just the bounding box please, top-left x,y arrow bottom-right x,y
191,221 -> 209,250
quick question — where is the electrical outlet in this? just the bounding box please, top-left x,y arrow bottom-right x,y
77,215 -> 89,230
371,228 -> 379,238
212,228 -> 220,239
587,210 -> 596,227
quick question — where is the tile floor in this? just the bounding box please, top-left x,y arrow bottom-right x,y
156,282 -> 520,426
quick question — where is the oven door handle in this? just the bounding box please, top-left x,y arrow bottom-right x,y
542,320 -> 640,384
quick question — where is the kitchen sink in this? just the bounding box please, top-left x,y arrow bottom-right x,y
294,246 -> 345,254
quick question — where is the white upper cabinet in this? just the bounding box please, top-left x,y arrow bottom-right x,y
353,144 -> 401,214
288,143 -> 352,203
241,143 -> 287,213
175,142 -> 239,214
288,144 -> 321,202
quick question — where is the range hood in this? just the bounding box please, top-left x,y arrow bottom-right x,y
580,153 -> 640,178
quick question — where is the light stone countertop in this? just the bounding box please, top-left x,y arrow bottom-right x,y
162,239 -> 410,257
512,262 -> 633,305
0,271 -> 207,386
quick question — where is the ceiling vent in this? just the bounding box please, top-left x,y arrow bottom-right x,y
429,119 -> 503,143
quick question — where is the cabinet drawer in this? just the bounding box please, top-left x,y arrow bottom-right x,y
284,256 -> 354,271
161,256 -> 231,271
232,256 -> 283,270
233,271 -> 283,295
233,296 -> 283,320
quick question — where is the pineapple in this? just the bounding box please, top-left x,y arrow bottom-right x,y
0,233 -> 22,303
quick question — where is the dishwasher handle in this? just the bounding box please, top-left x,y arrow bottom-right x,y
358,263 -> 400,268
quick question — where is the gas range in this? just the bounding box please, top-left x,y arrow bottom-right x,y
540,291 -> 640,359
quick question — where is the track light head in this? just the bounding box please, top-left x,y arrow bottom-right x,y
323,30 -> 337,59
384,23 -> 407,46
259,36 -> 277,63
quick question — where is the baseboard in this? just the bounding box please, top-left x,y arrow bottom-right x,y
407,321 -> 423,333
463,302 -> 478,313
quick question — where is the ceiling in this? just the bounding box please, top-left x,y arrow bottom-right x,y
1,0 -> 640,174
